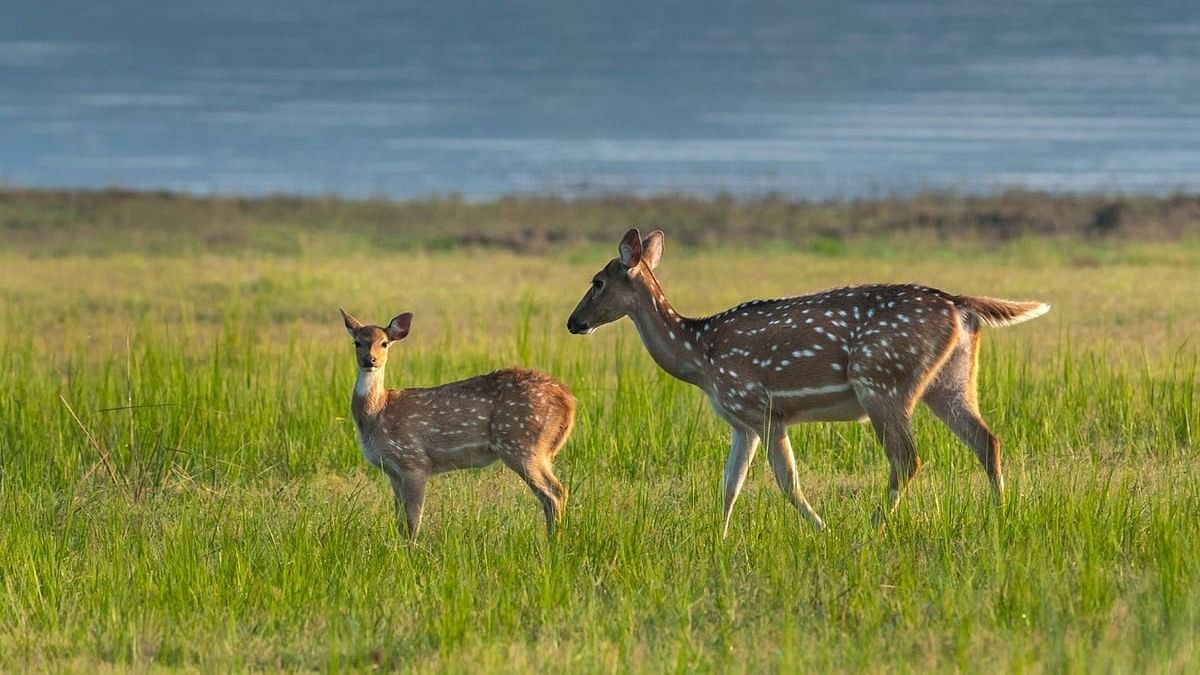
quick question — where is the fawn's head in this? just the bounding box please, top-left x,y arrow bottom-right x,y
567,228 -> 664,335
340,309 -> 412,372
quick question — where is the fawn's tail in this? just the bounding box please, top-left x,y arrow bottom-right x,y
954,295 -> 1050,328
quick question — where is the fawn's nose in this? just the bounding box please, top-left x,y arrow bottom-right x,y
361,356 -> 378,369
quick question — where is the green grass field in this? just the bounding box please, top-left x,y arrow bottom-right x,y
1,192 -> 1198,671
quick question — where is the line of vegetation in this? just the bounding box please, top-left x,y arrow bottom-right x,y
2,187 -> 1198,256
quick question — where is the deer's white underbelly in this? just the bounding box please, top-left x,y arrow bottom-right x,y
708,381 -> 868,426
428,440 -> 497,473
780,394 -> 867,422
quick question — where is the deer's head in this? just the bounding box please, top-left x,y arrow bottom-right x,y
567,228 -> 664,335
341,309 -> 412,372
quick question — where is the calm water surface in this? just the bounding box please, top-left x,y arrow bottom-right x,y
3,0 -> 1199,198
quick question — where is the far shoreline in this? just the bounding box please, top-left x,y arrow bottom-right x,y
2,184 -> 1198,256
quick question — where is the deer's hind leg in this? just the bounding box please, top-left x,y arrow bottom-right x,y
495,435 -> 567,537
541,399 -> 574,511
852,391 -> 922,515
922,329 -> 1005,501
501,455 -> 564,536
848,317 -> 959,519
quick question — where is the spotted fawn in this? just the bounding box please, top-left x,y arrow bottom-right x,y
567,229 -> 1049,534
341,309 -> 575,539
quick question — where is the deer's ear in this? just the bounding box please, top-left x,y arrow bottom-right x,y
386,313 -> 413,342
641,230 -> 664,270
618,228 -> 643,273
340,308 -> 363,335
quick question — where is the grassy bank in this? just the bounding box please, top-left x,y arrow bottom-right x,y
1,191 -> 1198,670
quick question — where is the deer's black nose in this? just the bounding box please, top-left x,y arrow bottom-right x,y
566,317 -> 589,334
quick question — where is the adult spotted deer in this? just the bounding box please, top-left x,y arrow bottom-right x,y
341,309 -> 575,539
566,229 -> 1049,535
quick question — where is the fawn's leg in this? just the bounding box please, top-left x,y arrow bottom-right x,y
721,427 -> 761,539
503,457 -> 563,537
541,462 -> 568,516
534,461 -> 567,536
537,405 -> 573,525
388,472 -> 429,541
764,425 -> 826,531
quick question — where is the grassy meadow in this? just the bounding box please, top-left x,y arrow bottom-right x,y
1,189 -> 1199,671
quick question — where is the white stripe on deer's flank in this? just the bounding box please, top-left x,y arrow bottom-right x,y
768,383 -> 852,398
429,441 -> 489,456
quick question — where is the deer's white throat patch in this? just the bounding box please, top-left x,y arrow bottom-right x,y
355,368 -> 384,398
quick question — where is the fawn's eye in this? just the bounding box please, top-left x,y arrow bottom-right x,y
380,341 -> 389,348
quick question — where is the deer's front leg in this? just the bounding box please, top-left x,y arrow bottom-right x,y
721,427 -> 760,539
388,471 -> 429,541
765,426 -> 826,531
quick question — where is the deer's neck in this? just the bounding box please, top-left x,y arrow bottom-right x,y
351,368 -> 388,424
627,273 -> 706,386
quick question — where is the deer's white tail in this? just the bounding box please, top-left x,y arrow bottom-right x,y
954,295 -> 1050,328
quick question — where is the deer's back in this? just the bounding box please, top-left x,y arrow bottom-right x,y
698,284 -> 962,425
366,368 -> 574,474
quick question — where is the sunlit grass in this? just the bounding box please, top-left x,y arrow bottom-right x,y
1,240 -> 1197,671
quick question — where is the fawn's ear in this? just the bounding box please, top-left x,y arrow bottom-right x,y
640,230 -> 664,270
386,313 -> 413,342
618,228 -> 643,273
340,308 -> 363,335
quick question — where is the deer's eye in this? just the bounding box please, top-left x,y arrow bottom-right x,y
592,278 -> 604,291
380,341 -> 389,348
